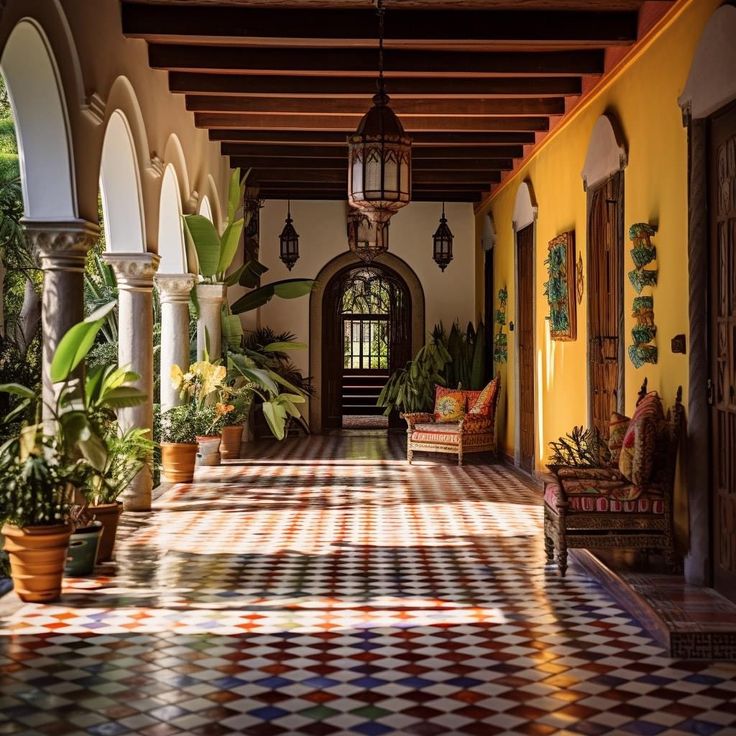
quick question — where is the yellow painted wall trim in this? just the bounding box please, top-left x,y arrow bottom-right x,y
476,0 -> 695,213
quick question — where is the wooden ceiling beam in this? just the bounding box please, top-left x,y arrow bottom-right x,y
123,4 -> 638,45
149,45 -> 605,76
250,169 -> 500,184
230,156 -> 513,171
170,72 -> 583,98
186,95 -> 565,116
210,130 -> 537,145
258,190 -> 482,202
196,113 -> 549,132
222,143 -> 524,158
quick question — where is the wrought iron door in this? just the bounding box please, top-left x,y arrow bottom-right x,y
517,224 -> 535,473
709,101 -> 736,601
588,173 -> 623,440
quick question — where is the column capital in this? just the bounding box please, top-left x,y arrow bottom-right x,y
103,252 -> 160,289
196,282 -> 227,304
23,218 -> 99,272
155,273 -> 197,303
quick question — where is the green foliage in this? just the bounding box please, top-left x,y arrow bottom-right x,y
377,331 -> 451,415
159,405 -> 197,444
548,426 -> 610,468
230,277 -> 314,315
435,320 -> 488,391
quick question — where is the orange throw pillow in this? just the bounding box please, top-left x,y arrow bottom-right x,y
434,387 -> 465,423
468,378 -> 499,416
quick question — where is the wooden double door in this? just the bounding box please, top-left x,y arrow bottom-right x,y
709,100 -> 736,601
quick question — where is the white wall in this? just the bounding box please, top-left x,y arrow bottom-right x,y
257,199 -> 477,388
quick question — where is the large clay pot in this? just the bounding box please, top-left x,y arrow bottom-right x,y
2,523 -> 72,603
220,425 -> 244,460
196,435 -> 221,466
88,503 -> 123,562
161,442 -> 198,482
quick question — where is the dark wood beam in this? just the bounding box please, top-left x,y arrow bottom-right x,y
258,190 -> 482,202
123,4 -> 638,45
196,113 -> 549,132
250,169 -> 500,184
230,156 -> 513,171
222,143 -> 524,159
170,72 -> 583,98
210,130 -> 537,145
186,95 -> 565,116
149,45 -> 605,76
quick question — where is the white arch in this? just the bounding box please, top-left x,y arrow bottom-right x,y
163,133 -> 192,206
512,181 -> 537,232
581,114 -> 627,192
1,19 -> 76,219
158,164 -> 187,274
679,4 -> 736,120
206,174 -> 223,230
100,110 -> 146,253
198,194 -> 213,222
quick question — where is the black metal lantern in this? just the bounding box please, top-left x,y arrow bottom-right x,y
279,201 -> 299,271
347,0 -> 411,228
433,203 -> 453,271
347,207 -> 389,263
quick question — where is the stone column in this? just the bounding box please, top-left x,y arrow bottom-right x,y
196,283 -> 226,361
155,274 -> 196,412
24,219 -> 99,417
103,253 -> 160,512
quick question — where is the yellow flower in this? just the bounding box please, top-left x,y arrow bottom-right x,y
170,364 -> 184,390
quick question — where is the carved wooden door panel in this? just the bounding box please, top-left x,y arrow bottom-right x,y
709,101 -> 736,601
588,173 -> 623,440
517,224 -> 535,473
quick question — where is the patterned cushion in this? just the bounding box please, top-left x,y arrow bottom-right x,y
412,422 -> 461,445
619,392 -> 664,485
608,412 -> 630,464
468,377 -> 499,416
544,482 -> 664,514
434,388 -> 465,423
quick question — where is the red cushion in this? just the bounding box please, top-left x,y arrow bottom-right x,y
544,482 -> 664,514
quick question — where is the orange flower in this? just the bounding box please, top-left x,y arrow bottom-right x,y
215,402 -> 235,416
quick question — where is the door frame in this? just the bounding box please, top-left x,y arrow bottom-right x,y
512,181 -> 538,472
585,170 -> 626,430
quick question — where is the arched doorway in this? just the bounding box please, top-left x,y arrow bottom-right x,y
322,263 -> 412,431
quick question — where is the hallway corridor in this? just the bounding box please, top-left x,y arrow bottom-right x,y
1,437 -> 735,736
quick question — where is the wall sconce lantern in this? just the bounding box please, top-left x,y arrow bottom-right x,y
347,0 -> 411,234
279,200 -> 299,271
347,207 -> 389,263
433,202 -> 453,271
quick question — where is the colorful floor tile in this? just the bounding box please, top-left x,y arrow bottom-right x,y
1,434 -> 735,735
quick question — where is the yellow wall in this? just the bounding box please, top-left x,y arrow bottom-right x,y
479,0 -> 718,480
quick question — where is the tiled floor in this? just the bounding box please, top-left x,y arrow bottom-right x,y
1,434 -> 735,736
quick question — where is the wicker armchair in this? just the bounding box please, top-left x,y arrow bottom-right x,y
543,381 -> 683,576
402,376 -> 500,466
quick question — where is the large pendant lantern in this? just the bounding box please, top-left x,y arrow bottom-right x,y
432,202 -> 454,272
279,200 -> 299,271
348,0 -> 411,227
347,206 -> 389,263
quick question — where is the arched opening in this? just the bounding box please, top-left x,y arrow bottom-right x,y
99,109 -> 146,253
157,164 -> 187,274
582,113 -> 627,439
0,19 -> 76,220
198,194 -> 213,223
513,181 -> 537,473
322,263 -> 411,431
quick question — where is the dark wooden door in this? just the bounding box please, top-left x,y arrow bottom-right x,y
709,101 -> 736,601
588,173 -> 623,440
517,224 -> 535,473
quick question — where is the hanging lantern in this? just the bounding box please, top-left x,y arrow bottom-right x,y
433,203 -> 453,272
347,207 -> 389,263
347,0 -> 411,228
279,201 -> 299,271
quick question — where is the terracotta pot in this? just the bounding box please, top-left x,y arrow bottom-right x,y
161,442 -> 198,482
88,502 -> 123,562
1,523 -> 72,603
220,425 -> 244,460
196,435 -> 221,466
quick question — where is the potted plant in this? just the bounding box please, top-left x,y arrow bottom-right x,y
219,391 -> 253,460
64,505 -> 103,578
0,431 -> 77,602
159,404 -> 198,482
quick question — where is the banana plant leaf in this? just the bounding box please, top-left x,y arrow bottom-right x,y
230,278 -> 315,314
184,215 -> 221,279
217,218 -> 244,276
238,259 -> 269,289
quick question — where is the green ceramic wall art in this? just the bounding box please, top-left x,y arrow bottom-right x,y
628,223 -> 658,367
494,287 -> 508,364
543,231 -> 577,341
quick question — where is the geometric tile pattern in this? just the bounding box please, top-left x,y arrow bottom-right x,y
1,435 -> 736,735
